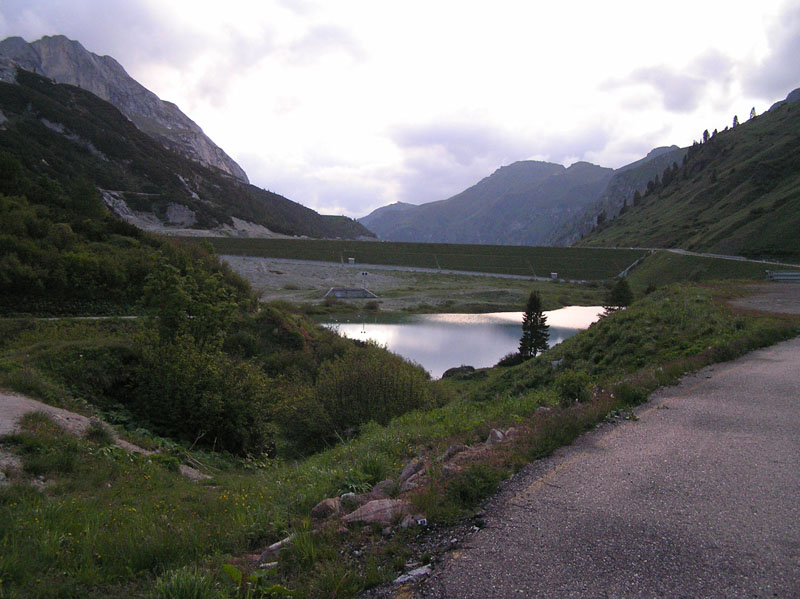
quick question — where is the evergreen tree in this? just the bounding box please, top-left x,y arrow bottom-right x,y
519,291 -> 549,359
750,107 -> 756,120
733,114 -> 739,127
604,278 -> 634,315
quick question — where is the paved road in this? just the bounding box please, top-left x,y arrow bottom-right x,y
411,336 -> 800,598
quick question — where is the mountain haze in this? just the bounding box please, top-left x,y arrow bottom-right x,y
551,146 -> 688,245
0,35 -> 249,182
360,160 -> 613,245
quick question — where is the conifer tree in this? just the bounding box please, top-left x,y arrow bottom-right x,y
604,278 -> 634,315
519,291 -> 549,359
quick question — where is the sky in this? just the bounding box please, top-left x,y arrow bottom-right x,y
1,0 -> 799,218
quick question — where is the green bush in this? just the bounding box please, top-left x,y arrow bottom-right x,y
554,370 -> 592,405
128,332 -> 275,455
316,344 -> 434,439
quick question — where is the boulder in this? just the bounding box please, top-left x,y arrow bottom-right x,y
400,513 -> 428,529
367,479 -> 395,500
399,470 -> 427,493
398,457 -> 426,484
342,499 -> 413,527
437,444 -> 469,462
310,497 -> 342,521
486,428 -> 506,446
394,565 -> 432,584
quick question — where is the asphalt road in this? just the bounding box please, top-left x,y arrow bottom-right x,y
412,336 -> 800,598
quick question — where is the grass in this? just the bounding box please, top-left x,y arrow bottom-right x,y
0,281 -> 798,597
627,250 -> 799,293
194,238 -> 647,281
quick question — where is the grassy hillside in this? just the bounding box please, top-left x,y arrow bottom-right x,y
2,282 -> 797,598
197,237 -> 647,281
626,251 -> 799,293
580,100 -> 800,261
0,68 -> 372,240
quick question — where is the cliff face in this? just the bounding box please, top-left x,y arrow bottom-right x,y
0,35 -> 249,183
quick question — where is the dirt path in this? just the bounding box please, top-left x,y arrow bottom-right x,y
0,391 -> 208,481
729,282 -> 800,314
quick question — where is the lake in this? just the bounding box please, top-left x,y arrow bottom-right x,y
324,306 -> 604,378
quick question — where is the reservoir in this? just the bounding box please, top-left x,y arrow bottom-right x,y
324,306 -> 603,378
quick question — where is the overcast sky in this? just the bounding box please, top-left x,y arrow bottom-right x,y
1,1 -> 798,217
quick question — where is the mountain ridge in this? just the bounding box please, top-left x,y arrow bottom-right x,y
0,67 -> 373,240
0,35 -> 249,183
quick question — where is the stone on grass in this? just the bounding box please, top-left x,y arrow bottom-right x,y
437,444 -> 469,462
486,428 -> 506,446
310,497 -> 342,521
398,458 -> 426,484
367,479 -> 395,500
394,565 -> 432,584
342,499 -> 413,527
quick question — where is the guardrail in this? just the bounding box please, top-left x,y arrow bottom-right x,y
766,270 -> 800,282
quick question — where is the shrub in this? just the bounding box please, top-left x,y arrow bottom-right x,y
316,344 -> 434,439
84,420 -> 115,446
495,352 -> 525,367
554,370 -> 592,405
128,332 -> 275,455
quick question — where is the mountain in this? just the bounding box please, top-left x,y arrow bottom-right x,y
0,66 -> 373,239
579,88 -> 800,261
550,146 -> 687,245
0,35 -> 248,182
359,160 -> 613,245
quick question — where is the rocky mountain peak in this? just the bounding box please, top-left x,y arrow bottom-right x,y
0,35 -> 249,183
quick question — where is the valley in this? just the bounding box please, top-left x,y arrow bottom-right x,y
0,28 -> 799,599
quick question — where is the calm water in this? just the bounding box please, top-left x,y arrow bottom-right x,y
324,306 -> 604,378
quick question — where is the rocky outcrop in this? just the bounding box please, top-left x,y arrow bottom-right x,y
0,35 -> 249,182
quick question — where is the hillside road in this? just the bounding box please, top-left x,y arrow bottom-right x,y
409,322 -> 800,595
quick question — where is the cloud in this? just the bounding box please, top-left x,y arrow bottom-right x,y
604,50 -> 734,113
743,2 -> 800,99
287,25 -> 365,64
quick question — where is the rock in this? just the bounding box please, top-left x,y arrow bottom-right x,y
486,428 -> 506,446
0,36 -> 249,182
367,479 -> 395,500
437,444 -> 469,462
258,534 -> 294,562
399,470 -> 427,493
504,427 -> 518,441
400,513 -> 428,529
398,458 -> 426,484
342,499 -> 413,527
535,406 -> 553,415
311,497 -> 342,521
394,565 -> 432,584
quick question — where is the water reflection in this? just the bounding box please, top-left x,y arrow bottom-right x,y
324,306 -> 603,379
